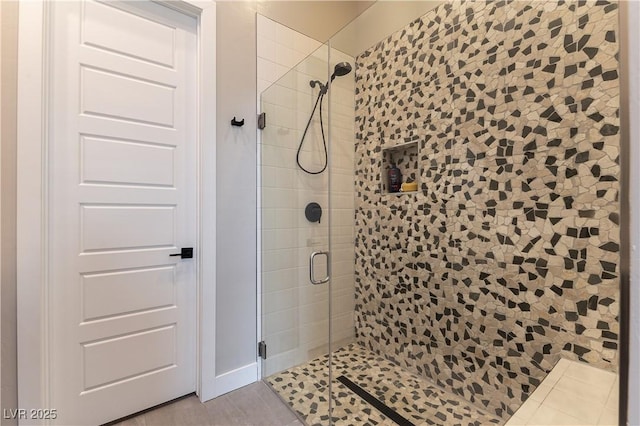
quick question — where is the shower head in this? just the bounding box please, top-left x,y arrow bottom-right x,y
330,62 -> 352,81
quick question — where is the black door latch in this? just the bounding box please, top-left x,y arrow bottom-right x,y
169,247 -> 193,259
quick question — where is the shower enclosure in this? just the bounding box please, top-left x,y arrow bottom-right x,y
259,1 -> 623,424
259,38 -> 357,369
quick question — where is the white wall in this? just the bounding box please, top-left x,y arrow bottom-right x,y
257,16 -> 356,376
628,1 -> 639,424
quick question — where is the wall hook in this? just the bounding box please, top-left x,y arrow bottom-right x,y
231,117 -> 245,127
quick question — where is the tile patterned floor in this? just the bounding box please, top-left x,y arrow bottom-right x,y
109,347 -> 618,426
266,343 -> 502,425
506,358 -> 618,426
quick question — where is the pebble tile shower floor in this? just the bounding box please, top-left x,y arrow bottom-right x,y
266,343 -> 501,425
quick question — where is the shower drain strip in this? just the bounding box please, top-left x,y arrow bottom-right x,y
336,375 -> 416,426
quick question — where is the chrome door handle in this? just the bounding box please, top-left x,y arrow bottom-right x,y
309,251 -> 330,285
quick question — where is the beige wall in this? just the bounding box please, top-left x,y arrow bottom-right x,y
1,0 -> 18,423
257,1 -> 373,43
215,0 -> 259,376
331,0 -> 442,56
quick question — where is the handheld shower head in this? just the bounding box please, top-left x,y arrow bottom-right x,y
299,62 -> 352,175
309,63 -> 352,91
330,62 -> 353,81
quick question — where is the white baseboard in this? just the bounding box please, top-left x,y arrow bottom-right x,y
199,362 -> 259,402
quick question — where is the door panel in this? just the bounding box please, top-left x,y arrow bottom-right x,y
49,1 -> 197,424
80,66 -> 176,127
81,0 -> 176,67
82,325 -> 177,391
80,205 -> 176,251
81,266 -> 176,321
81,136 -> 176,187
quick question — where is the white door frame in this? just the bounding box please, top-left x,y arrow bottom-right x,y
16,0 -> 218,420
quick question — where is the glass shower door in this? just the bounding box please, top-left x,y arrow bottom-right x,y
259,43 -> 333,423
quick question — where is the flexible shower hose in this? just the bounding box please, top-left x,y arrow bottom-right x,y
296,87 -> 328,175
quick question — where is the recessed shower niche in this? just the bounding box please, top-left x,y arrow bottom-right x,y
381,140 -> 420,194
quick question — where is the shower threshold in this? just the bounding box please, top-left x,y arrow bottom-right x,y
265,343 -> 502,425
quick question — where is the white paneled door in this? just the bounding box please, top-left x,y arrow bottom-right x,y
49,1 -> 197,424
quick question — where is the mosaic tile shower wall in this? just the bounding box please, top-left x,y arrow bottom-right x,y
353,0 -> 620,418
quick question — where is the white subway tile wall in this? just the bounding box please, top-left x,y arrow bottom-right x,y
257,15 -> 357,376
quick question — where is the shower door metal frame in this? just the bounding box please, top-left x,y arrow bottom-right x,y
617,1 -> 632,424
